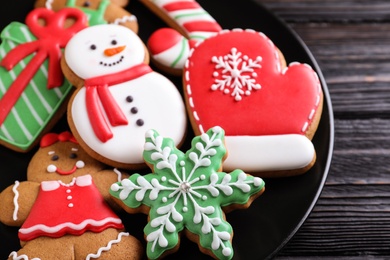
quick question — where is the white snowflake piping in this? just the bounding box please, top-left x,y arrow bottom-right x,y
211,47 -> 262,101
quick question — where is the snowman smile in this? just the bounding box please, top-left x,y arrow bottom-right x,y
99,55 -> 124,67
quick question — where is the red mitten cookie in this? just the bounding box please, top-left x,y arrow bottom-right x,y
0,131 -> 143,259
183,29 -> 323,177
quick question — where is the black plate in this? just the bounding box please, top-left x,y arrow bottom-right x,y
0,0 -> 334,259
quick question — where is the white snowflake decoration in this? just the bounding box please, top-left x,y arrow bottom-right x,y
110,127 -> 265,260
211,47 -> 262,101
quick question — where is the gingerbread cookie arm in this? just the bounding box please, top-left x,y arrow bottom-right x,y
141,0 -> 222,75
0,181 -> 40,226
91,168 -> 129,210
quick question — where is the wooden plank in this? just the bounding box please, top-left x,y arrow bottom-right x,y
288,23 -> 390,116
279,182 -> 390,256
257,0 -> 390,258
256,0 -> 390,22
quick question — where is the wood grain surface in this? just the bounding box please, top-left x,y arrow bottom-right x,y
255,0 -> 390,258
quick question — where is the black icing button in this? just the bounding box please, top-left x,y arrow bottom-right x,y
126,96 -> 133,102
131,107 -> 138,114
136,119 -> 144,126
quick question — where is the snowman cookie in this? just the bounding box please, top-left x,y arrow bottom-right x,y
35,0 -> 138,32
183,29 -> 323,177
110,127 -> 265,259
0,131 -> 143,259
61,24 -> 187,169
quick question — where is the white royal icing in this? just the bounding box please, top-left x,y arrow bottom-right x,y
9,252 -> 40,260
19,217 -> 122,235
12,181 -> 20,221
71,74 -> 187,164
153,37 -> 190,69
65,24 -> 145,79
67,24 -> 187,165
223,134 -> 315,172
86,232 -> 129,259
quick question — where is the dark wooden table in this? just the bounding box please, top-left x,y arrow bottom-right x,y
0,0 -> 388,259
257,0 -> 390,258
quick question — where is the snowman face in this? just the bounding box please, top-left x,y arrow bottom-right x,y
65,24 -> 146,79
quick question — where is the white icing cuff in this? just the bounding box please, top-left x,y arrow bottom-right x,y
223,134 -> 315,172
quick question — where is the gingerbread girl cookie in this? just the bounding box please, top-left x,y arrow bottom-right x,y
110,126 -> 265,259
183,29 -> 323,177
0,7 -> 88,152
0,131 -> 143,259
61,24 -> 187,169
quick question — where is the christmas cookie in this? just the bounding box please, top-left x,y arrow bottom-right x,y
0,131 -> 143,259
142,0 -> 222,75
0,8 -> 88,152
183,29 -> 323,177
110,126 -> 265,259
35,0 -> 138,32
61,24 -> 187,169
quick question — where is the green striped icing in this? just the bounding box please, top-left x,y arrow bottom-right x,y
0,22 -> 73,151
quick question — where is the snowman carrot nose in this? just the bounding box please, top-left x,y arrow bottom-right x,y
104,45 -> 126,56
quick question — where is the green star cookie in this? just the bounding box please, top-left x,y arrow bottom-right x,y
110,126 -> 265,259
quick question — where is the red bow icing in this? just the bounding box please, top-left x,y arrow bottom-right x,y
84,63 -> 153,143
0,8 -> 87,125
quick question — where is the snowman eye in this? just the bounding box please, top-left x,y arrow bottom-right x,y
111,40 -> 117,45
83,0 -> 91,7
90,44 -> 97,50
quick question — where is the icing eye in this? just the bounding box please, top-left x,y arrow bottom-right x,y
90,44 -> 97,50
111,40 -> 117,45
69,153 -> 78,159
51,155 -> 59,161
83,0 -> 91,7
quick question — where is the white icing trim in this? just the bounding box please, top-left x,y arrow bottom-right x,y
45,0 -> 53,10
75,174 -> 92,187
86,232 -> 129,259
41,180 -> 60,191
113,168 -> 122,182
112,15 -> 138,25
12,181 -> 20,221
19,217 -> 122,235
9,252 -> 40,260
223,134 -> 315,172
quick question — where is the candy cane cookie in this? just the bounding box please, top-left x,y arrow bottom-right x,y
141,0 -> 223,75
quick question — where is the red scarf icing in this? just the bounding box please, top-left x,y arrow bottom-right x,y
0,8 -> 87,125
84,63 -> 152,143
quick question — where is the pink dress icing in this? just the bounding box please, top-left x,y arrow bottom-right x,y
19,174 -> 123,241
